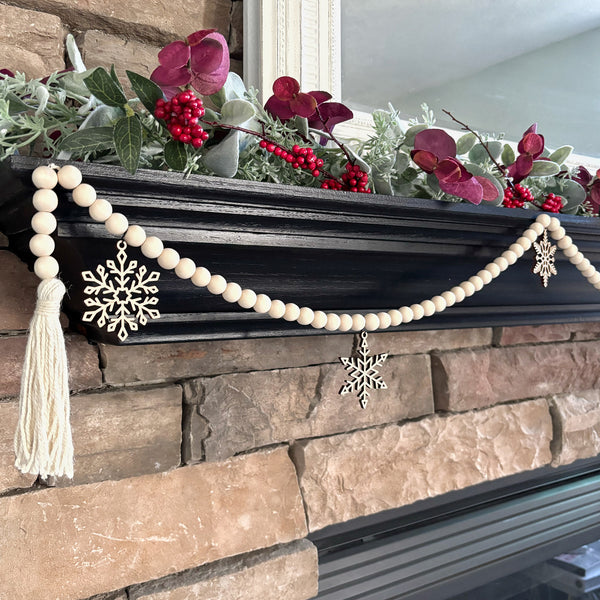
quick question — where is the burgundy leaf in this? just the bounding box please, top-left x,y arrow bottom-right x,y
273,76 -> 300,101
414,129 -> 456,160
0,68 -> 14,78
475,176 -> 500,202
411,150 -> 438,173
187,28 -> 218,46
308,90 -> 332,105
435,158 -> 470,183
190,38 -> 224,74
188,31 -> 229,95
573,166 -> 593,188
308,101 -> 353,131
289,92 -> 318,118
439,176 -> 483,205
264,95 -> 295,120
508,154 -> 534,183
157,40 -> 190,68
590,180 -> 600,211
151,64 -> 191,87
518,132 -> 544,158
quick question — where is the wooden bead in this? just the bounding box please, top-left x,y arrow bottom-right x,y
253,294 -> 272,313
547,216 -> 561,232
34,255 -> 59,279
33,189 -> 58,212
351,314 -> 366,331
468,276 -> 484,291
31,166 -> 58,189
31,211 -> 57,234
460,281 -> 476,296
124,225 -> 147,247
550,226 -> 566,240
529,222 -> 545,236
268,299 -> 286,318
29,233 -> 55,257
57,165 -> 82,189
174,257 -> 196,279
450,286 -> 466,303
557,236 -> 573,250
377,312 -> 392,329
501,250 -> 518,265
311,310 -> 327,329
536,213 -> 552,228
157,248 -> 180,270
364,313 -> 380,330
576,258 -> 591,272
141,236 -> 164,259
105,213 -> 129,236
410,303 -> 425,320
283,303 -> 300,321
477,270 -> 493,285
563,245 -> 578,258
297,307 -> 314,325
582,266 -> 596,279
432,295 -> 447,312
207,274 -> 227,294
239,289 -> 257,308
569,252 -> 584,266
420,300 -> 435,317
441,291 -> 456,307
399,306 -> 413,323
191,267 -> 211,287
515,237 -> 532,251
494,256 -> 509,271
222,282 -> 242,303
72,183 -> 97,207
388,309 -> 402,326
522,229 -> 538,242
325,313 -> 341,331
89,199 -> 113,222
587,272 -> 600,284
339,313 -> 354,331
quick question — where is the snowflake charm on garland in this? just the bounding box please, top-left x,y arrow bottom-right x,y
339,331 -> 388,409
81,241 -> 160,341
533,229 -> 557,287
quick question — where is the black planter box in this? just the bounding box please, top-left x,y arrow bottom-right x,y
2,155 -> 600,344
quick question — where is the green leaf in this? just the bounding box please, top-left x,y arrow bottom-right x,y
403,124 -> 427,147
400,167 -> 419,183
293,116 -> 309,138
79,105 -> 124,129
501,143 -> 515,166
126,70 -> 164,115
393,151 -> 410,173
456,132 -> 477,155
468,141 -> 502,163
84,67 -> 128,107
210,72 -> 247,109
220,99 -> 256,126
529,160 -> 560,177
5,92 -> 29,114
110,65 -> 120,86
164,139 -> 188,171
58,126 -> 115,154
202,130 -> 240,177
548,145 -> 573,166
113,115 -> 142,173
373,175 -> 393,195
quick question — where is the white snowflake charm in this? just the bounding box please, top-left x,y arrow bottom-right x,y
339,330 -> 388,409
533,229 -> 557,287
81,240 -> 160,342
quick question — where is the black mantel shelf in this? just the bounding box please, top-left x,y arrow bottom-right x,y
2,155 -> 600,345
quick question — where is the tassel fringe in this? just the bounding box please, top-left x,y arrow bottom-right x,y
14,278 -> 73,479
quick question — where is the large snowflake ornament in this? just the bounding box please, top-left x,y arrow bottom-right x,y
339,330 -> 388,409
81,241 -> 160,341
533,229 -> 557,287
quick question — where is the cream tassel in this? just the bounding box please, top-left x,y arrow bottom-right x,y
14,278 -> 73,479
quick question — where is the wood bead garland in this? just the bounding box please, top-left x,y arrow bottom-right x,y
33,189 -> 58,212
31,211 -> 57,235
29,233 -> 55,257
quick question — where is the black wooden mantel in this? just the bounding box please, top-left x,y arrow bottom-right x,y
2,155 -> 600,344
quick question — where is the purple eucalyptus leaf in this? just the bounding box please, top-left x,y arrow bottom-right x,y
439,176 -> 483,205
518,132 -> 544,157
508,154 -> 534,183
414,129 -> 456,160
150,65 -> 191,87
273,76 -> 300,101
308,90 -> 332,105
157,41 -> 190,68
411,150 -> 438,173
188,30 -> 229,95
435,158 -> 470,183
0,68 -> 14,78
190,38 -> 224,74
308,101 -> 353,132
264,95 -> 295,120
474,176 -> 500,202
590,180 -> 600,211
289,92 -> 317,118
573,166 -> 593,188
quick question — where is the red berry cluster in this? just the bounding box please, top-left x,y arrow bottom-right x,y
154,92 -> 209,149
321,163 -> 371,193
541,192 -> 564,213
502,184 -> 534,208
259,141 -> 324,177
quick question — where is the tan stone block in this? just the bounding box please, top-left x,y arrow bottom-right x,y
550,390 -> 600,466
0,251 -> 39,331
79,30 -> 161,85
15,0 -> 232,45
0,4 -> 64,78
0,334 -> 101,399
497,324 -> 571,346
0,447 -> 307,600
569,322 -> 600,341
66,386 -> 182,485
129,540 -> 318,600
0,401 -> 36,492
292,400 -> 552,531
185,354 -> 433,461
431,341 -> 600,411
383,327 -> 493,355
228,0 -> 243,58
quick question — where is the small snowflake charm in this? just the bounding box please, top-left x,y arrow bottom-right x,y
82,240 -> 160,341
533,229 -> 557,287
339,330 -> 388,409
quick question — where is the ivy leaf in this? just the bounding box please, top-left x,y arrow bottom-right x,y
84,67 -> 128,107
58,126 -> 115,154
164,139 -> 188,171
529,160 -> 560,177
113,115 -> 142,173
126,70 -> 164,115
456,132 -> 477,155
548,145 -> 573,166
501,143 -> 515,166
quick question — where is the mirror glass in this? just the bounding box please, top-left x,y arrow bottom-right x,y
341,0 -> 600,158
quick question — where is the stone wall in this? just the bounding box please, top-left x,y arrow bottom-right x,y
2,2 -> 600,599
